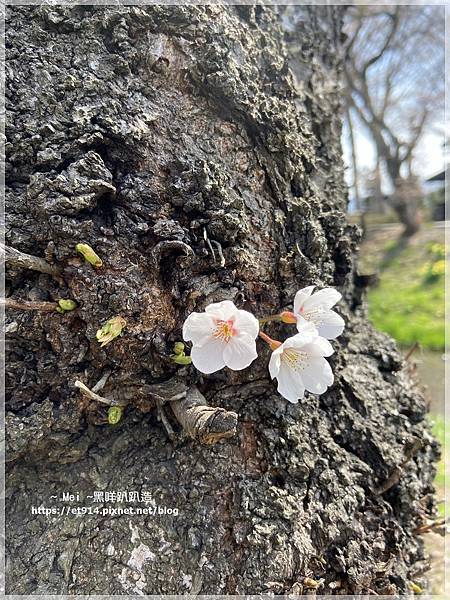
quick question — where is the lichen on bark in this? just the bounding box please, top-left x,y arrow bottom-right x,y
5,5 -> 438,595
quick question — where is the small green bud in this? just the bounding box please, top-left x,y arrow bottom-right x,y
303,578 -> 321,590
76,243 -> 103,268
108,406 -> 123,425
56,306 -> 65,314
96,316 -> 126,347
173,341 -> 185,355
58,299 -> 77,312
409,582 -> 423,594
171,354 -> 192,365
170,341 -> 192,365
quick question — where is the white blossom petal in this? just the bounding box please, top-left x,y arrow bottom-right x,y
301,357 -> 334,394
269,332 -> 335,402
276,362 -> 305,403
233,309 -> 259,339
204,300 -> 237,321
285,323 -> 318,349
302,337 -> 334,357
294,313 -> 310,332
190,337 -> 226,374
293,287 -> 344,340
182,312 -> 216,345
293,286 -> 315,314
268,347 -> 282,378
223,333 -> 257,370
313,309 -> 345,340
184,300 -> 260,375
302,287 -> 341,311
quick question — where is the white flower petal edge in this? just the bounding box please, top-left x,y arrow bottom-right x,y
205,300 -> 237,321
293,286 -> 344,340
191,337 -> 226,374
182,312 -> 215,345
293,286 -> 315,313
286,320 -> 319,347
223,333 -> 258,370
183,301 -> 259,374
269,331 -> 334,403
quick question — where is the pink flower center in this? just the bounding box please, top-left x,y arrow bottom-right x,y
213,319 -> 236,342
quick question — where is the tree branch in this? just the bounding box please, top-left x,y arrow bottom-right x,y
1,298 -> 58,312
170,386 -> 238,445
402,108 -> 429,162
361,8 -> 400,76
1,242 -> 62,278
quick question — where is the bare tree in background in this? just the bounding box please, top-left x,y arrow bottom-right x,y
344,5 -> 445,237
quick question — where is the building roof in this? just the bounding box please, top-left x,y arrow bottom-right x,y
426,167 -> 448,183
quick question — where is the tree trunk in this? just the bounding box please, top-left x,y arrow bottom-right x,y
5,5 -> 438,595
388,177 -> 422,238
381,156 -> 420,237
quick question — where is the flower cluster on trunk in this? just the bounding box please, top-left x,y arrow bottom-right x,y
182,287 -> 344,403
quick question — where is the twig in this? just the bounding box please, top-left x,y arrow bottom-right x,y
92,370 -> 112,394
145,379 -> 187,404
374,437 -> 422,495
413,518 -> 447,535
259,315 -> 281,324
155,397 -> 177,442
374,466 -> 403,496
151,240 -> 194,265
76,374 -> 238,445
203,227 -> 216,262
211,240 -> 225,267
404,341 -> 420,361
1,298 -> 57,312
1,242 -> 62,278
74,380 -> 127,407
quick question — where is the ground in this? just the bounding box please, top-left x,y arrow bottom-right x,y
357,221 -> 447,595
359,223 -> 445,351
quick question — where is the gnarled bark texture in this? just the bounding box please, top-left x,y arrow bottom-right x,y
5,5 -> 438,595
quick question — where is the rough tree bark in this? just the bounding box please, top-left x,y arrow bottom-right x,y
5,5 -> 438,595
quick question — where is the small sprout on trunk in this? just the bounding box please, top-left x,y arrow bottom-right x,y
409,582 -> 423,594
303,577 -> 323,590
76,243 -> 103,268
108,406 -> 123,424
96,316 -> 126,347
174,341 -> 185,355
57,299 -> 78,313
172,355 -> 192,365
170,341 -> 192,365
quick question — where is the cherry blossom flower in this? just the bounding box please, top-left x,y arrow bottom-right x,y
267,322 -> 334,403
182,300 -> 259,374
281,286 -> 344,340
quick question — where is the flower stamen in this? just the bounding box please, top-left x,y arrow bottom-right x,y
282,349 -> 307,372
213,319 -> 236,342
